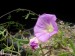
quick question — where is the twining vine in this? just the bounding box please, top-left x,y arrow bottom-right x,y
0,8 -> 38,56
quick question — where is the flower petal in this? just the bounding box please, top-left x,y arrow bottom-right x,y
35,31 -> 50,42
34,14 -> 58,42
51,21 -> 58,32
29,37 -> 39,50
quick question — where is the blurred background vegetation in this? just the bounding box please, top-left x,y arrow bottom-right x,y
0,1 -> 75,56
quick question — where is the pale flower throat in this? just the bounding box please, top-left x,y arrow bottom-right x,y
46,23 -> 54,32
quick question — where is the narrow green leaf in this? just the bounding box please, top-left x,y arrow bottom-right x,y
25,13 -> 30,19
7,14 -> 11,20
13,38 -> 29,44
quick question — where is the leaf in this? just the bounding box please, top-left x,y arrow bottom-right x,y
25,13 -> 30,19
13,38 -> 29,44
18,39 -> 29,44
7,14 -> 11,20
30,12 -> 35,15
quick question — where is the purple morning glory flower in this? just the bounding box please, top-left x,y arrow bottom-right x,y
34,14 -> 58,42
29,37 -> 39,50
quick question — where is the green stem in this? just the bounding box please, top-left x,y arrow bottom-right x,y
17,41 -> 20,56
39,44 -> 44,56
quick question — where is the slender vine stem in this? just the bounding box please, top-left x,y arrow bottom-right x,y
0,8 -> 38,19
